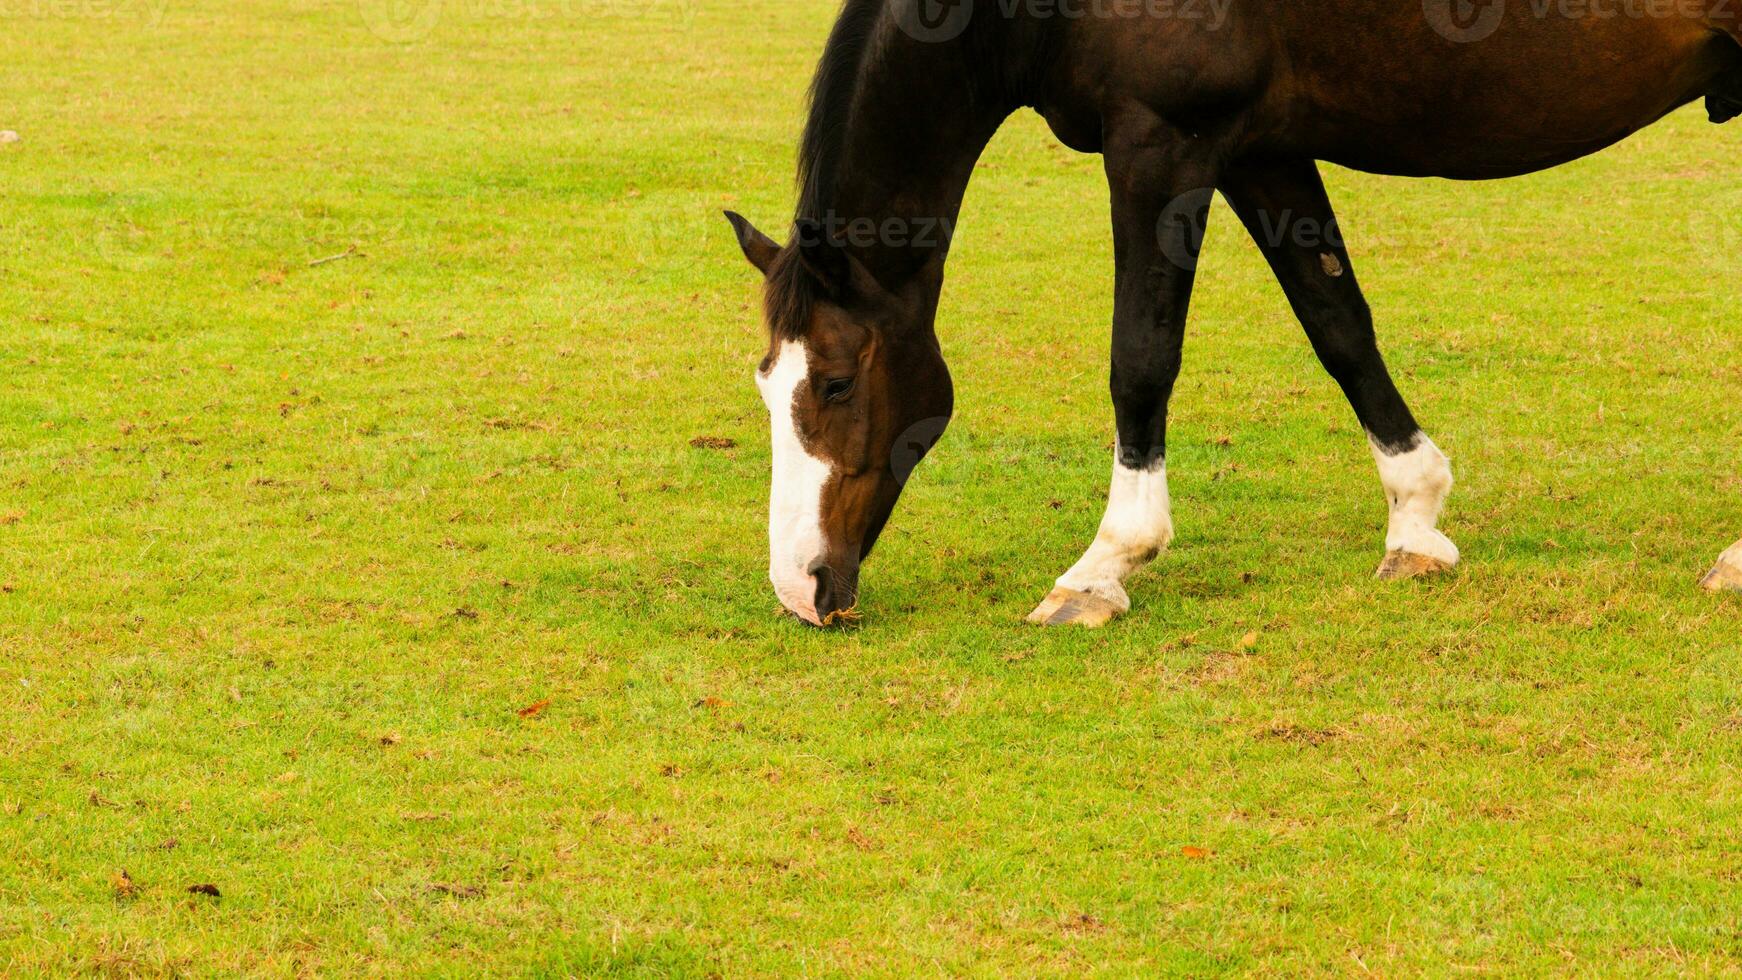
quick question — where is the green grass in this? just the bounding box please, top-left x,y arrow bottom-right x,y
2,0 -> 1741,974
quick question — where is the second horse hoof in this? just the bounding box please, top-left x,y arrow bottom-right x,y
1376,551 -> 1455,581
1025,587 -> 1124,627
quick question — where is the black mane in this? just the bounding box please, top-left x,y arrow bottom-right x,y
765,0 -> 886,341
796,0 -> 885,223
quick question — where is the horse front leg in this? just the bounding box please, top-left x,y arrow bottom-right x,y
1028,122 -> 1218,626
1704,541 -> 1742,592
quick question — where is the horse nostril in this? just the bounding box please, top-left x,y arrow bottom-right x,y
812,569 -> 837,618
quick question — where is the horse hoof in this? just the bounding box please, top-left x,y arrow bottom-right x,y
1025,587 -> 1123,627
1701,557 -> 1742,593
1376,550 -> 1455,580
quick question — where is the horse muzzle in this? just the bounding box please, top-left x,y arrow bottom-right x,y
771,558 -> 860,627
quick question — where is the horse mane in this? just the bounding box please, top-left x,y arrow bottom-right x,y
766,0 -> 887,341
797,0 -> 884,222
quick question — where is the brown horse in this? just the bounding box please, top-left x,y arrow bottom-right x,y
726,0 -> 1742,626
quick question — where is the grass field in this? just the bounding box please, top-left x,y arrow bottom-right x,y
3,0 -> 1742,974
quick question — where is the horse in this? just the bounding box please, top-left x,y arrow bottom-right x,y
724,0 -> 1742,626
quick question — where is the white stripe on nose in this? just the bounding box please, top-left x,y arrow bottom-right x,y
757,340 -> 833,624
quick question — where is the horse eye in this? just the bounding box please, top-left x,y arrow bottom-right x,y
822,377 -> 856,402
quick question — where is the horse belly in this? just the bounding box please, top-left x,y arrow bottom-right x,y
1261,2 -> 1725,179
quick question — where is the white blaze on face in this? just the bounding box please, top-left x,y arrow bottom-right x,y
756,339 -> 834,624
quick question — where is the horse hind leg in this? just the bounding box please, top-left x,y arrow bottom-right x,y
1220,158 -> 1458,580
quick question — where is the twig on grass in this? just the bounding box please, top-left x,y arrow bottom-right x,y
308,246 -> 364,267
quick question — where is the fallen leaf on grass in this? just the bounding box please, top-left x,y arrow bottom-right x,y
689,435 -> 735,450
379,733 -> 402,746
692,696 -> 733,710
1239,631 -> 1259,650
88,792 -> 121,809
517,698 -> 550,718
187,883 -> 220,898
112,870 -> 136,899
846,827 -> 879,851
1180,846 -> 1211,860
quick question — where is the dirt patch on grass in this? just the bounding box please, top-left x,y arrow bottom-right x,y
1256,723 -> 1343,746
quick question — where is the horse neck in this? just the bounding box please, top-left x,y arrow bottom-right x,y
811,27 -> 1018,290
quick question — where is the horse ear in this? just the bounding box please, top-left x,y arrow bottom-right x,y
793,218 -> 851,296
724,211 -> 778,275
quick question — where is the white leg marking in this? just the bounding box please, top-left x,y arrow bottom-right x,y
757,340 -> 833,624
1370,432 -> 1458,565
1055,449 -> 1174,612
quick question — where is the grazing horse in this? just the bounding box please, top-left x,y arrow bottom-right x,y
726,0 -> 1742,626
